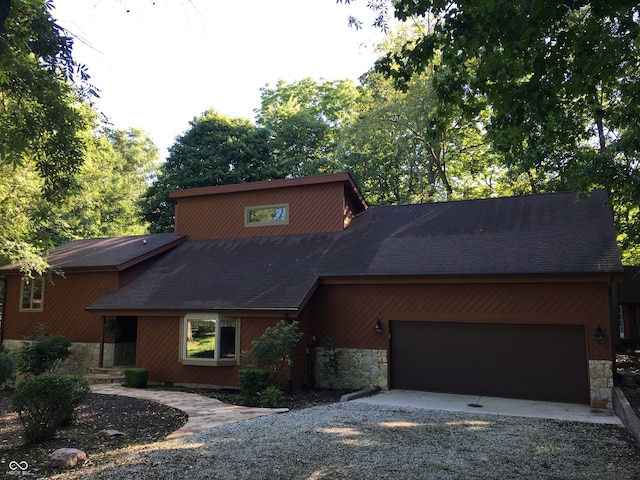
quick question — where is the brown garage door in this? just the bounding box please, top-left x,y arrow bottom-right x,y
390,321 -> 588,404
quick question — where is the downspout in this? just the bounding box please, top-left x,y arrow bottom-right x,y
284,312 -> 293,394
610,276 -> 620,355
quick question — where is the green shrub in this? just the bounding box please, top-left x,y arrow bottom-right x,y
0,350 -> 15,387
11,374 -> 89,443
319,335 -> 341,388
239,368 -> 269,403
247,320 -> 303,388
260,385 -> 283,408
124,368 -> 149,388
16,335 -> 71,376
60,375 -> 91,426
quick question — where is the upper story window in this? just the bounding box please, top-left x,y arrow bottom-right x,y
180,313 -> 240,366
244,204 -> 289,227
20,276 -> 44,311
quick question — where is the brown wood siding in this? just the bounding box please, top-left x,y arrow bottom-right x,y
136,314 -> 281,386
3,271 -> 117,342
290,309 -> 315,389
174,183 -> 346,239
308,279 -> 613,361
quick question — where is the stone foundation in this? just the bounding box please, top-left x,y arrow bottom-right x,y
314,349 -> 612,409
2,339 -> 101,375
102,342 -> 115,368
589,359 -> 614,409
315,347 -> 387,390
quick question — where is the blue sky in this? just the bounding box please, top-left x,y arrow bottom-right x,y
54,0 -> 387,158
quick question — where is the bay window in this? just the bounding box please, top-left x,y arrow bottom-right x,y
180,313 -> 240,366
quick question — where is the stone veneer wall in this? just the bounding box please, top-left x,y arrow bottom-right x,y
589,359 -> 614,409
2,339 -> 101,375
315,347 -> 388,390
315,348 -> 612,409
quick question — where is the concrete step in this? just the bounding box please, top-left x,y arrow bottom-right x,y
85,366 -> 133,385
84,373 -> 125,385
87,367 -> 127,375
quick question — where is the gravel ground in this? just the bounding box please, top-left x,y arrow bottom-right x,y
49,402 -> 640,480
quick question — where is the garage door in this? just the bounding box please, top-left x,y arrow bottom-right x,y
390,321 -> 588,404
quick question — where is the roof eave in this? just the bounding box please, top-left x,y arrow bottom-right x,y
86,306 -> 300,314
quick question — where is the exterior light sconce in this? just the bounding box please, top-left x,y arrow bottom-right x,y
374,320 -> 383,336
594,325 -> 605,344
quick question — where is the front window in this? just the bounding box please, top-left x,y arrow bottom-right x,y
20,276 -> 44,311
180,313 -> 240,366
245,204 -> 289,227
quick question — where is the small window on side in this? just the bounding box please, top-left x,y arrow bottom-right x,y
20,276 -> 44,311
245,204 -> 289,227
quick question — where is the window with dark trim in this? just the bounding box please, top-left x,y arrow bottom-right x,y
20,276 -> 44,311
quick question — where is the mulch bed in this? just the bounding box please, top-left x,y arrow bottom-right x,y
0,387 -> 345,478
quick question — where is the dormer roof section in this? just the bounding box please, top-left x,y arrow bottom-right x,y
170,173 -> 368,240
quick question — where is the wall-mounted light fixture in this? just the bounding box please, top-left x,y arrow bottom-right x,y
374,320 -> 383,336
594,325 -> 605,344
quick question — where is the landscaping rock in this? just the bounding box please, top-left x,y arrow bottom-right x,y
48,448 -> 87,469
97,429 -> 124,437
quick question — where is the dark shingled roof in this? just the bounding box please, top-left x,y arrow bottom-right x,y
88,233 -> 338,311
325,189 -> 622,277
0,234 -> 185,272
87,190 -> 622,312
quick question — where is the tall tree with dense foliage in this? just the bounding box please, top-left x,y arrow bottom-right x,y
347,0 -> 639,263
0,0 -> 91,197
1,103 -> 159,267
0,0 -> 93,272
46,125 -> 159,243
256,78 -> 358,177
141,110 -> 278,233
341,25 -> 523,205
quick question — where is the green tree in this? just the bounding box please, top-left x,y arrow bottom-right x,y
256,78 -> 358,177
141,110 -> 277,233
245,320 -> 303,391
0,161 -> 49,273
0,0 -> 90,198
46,124 -> 158,243
367,0 -> 640,263
1,104 -> 158,270
0,0 -> 93,273
342,25 -> 523,205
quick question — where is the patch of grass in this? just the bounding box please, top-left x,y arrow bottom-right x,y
187,332 -> 215,358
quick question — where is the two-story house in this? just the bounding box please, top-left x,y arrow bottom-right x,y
0,173 -> 623,408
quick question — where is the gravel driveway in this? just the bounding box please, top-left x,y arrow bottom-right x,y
53,402 -> 640,480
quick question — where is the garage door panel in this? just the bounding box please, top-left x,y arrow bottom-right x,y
390,321 -> 588,403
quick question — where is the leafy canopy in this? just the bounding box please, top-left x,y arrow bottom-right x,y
0,0 -> 97,273
140,110 -> 279,233
349,0 -> 640,264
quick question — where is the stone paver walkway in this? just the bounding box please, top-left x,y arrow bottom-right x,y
91,384 -> 288,439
